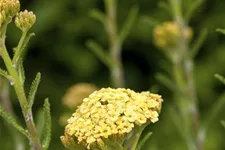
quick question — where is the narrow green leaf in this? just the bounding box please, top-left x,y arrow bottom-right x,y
140,16 -> 160,27
136,132 -> 152,150
89,9 -> 106,25
28,72 -> 41,108
203,92 -> 225,130
155,73 -> 177,92
119,6 -> 139,44
36,109 -> 45,139
0,105 -> 28,137
215,74 -> 225,85
216,28 -> 225,35
18,60 -> 25,85
86,40 -> 112,68
168,107 -> 196,150
158,1 -> 172,15
191,29 -> 208,58
0,68 -> 9,79
221,120 -> 225,128
185,0 -> 204,22
13,33 -> 35,66
42,98 -> 51,150
169,0 -> 182,19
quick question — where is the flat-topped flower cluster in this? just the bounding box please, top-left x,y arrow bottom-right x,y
61,88 -> 163,149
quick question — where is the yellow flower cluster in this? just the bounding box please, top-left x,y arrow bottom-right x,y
61,88 -> 163,149
0,0 -> 20,26
15,10 -> 36,32
63,83 -> 98,110
153,21 -> 193,50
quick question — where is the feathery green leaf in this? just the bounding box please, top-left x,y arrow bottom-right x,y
42,98 -> 51,150
86,40 -> 112,68
216,28 -> 225,35
36,109 -> 45,139
215,74 -> 225,85
136,132 -> 152,150
140,16 -> 160,27
119,6 -> 139,44
28,72 -> 41,108
0,68 -> 9,79
155,73 -> 177,92
191,29 -> 208,58
221,120 -> 225,129
89,9 -> 106,25
158,1 -> 172,15
0,105 -> 29,137
18,60 -> 25,85
185,0 -> 204,22
203,92 -> 225,130
13,33 -> 35,66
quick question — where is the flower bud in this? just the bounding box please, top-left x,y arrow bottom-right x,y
15,10 -> 36,32
153,21 -> 193,50
0,0 -> 20,26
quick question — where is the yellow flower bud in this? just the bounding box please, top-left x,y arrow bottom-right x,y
61,88 -> 163,149
15,10 -> 36,32
0,0 -> 20,26
153,21 -> 193,50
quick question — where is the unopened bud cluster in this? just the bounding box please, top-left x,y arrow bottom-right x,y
153,21 -> 193,50
0,0 -> 20,26
0,0 -> 36,31
15,10 -> 36,32
61,88 -> 163,149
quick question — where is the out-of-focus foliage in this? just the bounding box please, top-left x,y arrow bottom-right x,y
0,0 -> 225,149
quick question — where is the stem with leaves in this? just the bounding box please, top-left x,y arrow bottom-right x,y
87,0 -> 139,88
0,9 -> 51,150
104,0 -> 124,88
0,77 -> 25,150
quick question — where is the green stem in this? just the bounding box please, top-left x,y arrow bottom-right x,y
130,127 -> 145,150
123,125 -> 147,150
12,31 -> 27,66
0,24 -> 42,150
104,0 -> 124,88
168,1 -> 202,149
0,77 -> 25,150
174,16 -> 201,150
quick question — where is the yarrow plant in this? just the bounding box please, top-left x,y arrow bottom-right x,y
0,0 -> 51,150
61,88 -> 163,150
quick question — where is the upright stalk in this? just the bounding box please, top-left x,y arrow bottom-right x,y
176,18 -> 201,150
169,0 -> 201,149
0,77 -> 25,150
0,24 -> 42,150
104,0 -> 124,88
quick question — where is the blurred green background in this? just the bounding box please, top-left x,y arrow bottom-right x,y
0,0 -> 225,149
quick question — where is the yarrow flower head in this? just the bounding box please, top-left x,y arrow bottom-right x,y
0,0 -> 20,26
15,10 -> 36,32
153,21 -> 193,50
61,88 -> 163,149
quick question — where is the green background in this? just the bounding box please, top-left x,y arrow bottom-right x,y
0,0 -> 225,149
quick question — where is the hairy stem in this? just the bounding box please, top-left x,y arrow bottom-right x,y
104,0 -> 124,88
176,19 -> 201,150
0,23 -> 42,150
168,0 -> 202,149
0,77 -> 25,150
